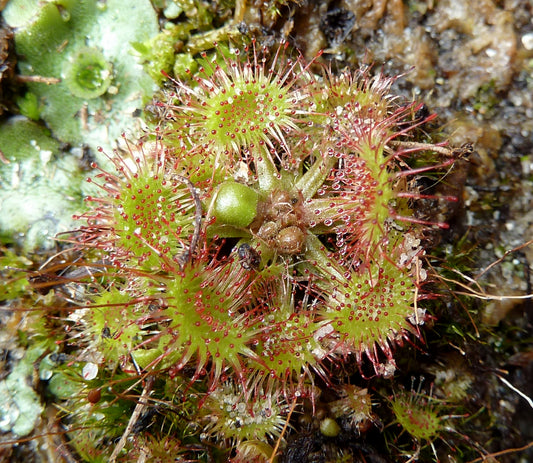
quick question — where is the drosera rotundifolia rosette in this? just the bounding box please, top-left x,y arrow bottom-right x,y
62,41 -> 465,461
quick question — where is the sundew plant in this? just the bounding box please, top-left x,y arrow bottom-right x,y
6,41 -> 471,462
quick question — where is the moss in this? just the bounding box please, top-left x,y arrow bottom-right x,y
132,23 -> 194,85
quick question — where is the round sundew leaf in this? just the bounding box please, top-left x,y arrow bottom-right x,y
322,258 -> 416,357
391,392 -> 442,442
113,170 -> 196,269
213,181 -> 259,228
173,46 -> 306,158
161,261 -> 258,381
199,381 -> 287,444
201,75 -> 290,150
86,288 -> 142,362
307,69 -> 395,136
253,313 -> 322,381
329,385 -> 374,426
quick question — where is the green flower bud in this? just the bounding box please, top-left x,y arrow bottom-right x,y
320,417 -> 341,437
213,181 -> 259,228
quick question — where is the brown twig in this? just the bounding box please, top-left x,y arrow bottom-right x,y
172,175 -> 203,268
467,440 -> 533,463
0,149 -> 9,164
109,375 -> 155,462
472,239 -> 533,284
16,75 -> 61,84
269,393 -> 298,463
